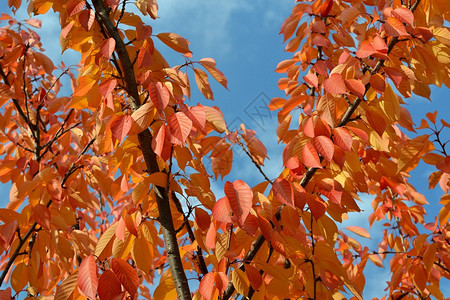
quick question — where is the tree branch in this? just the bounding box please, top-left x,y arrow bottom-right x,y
92,1 -> 192,298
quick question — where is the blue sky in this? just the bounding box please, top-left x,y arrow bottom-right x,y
1,1 -> 449,298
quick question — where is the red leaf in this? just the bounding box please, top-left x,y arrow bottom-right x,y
199,272 -> 215,300
312,136 -> 334,162
332,127 -> 353,151
151,124 -> 166,158
392,7 -> 414,26
0,221 -> 17,251
79,9 -> 94,31
272,178 -> 294,207
302,142 -> 322,168
99,79 -> 117,98
100,38 -> 116,59
205,223 -> 216,249
111,258 -> 139,298
110,115 -> 133,144
212,197 -> 232,224
303,73 -> 318,88
224,180 -> 253,226
66,0 -> 85,17
370,73 -> 386,93
148,81 -> 170,113
195,207 -> 211,232
303,116 -> 315,138
384,17 -> 408,37
245,265 -> 262,290
167,112 -> 193,145
356,40 -> 376,58
34,204 -> 51,230
98,270 -> 122,300
344,79 -> 365,98
78,255 -> 98,299
323,73 -> 347,95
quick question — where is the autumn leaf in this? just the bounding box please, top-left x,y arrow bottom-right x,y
224,180 -> 253,226
323,73 -> 347,95
111,258 -> 139,298
272,178 -> 294,207
148,81 -> 170,113
157,32 -> 192,55
98,270 -> 122,300
78,255 -> 98,299
346,226 -> 371,239
302,141 -> 322,168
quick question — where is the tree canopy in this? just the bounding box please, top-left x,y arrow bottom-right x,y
0,0 -> 449,299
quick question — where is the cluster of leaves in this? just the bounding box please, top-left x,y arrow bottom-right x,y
0,0 -> 448,299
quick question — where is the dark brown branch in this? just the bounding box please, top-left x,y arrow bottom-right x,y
91,1 -> 192,299
172,192 -> 209,276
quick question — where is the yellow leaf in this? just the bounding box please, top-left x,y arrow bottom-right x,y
232,269 -> 250,297
433,27 -> 450,47
94,223 -> 118,259
132,235 -> 153,276
54,273 -> 78,300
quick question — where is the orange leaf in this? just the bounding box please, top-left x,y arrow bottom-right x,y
157,32 -> 191,54
194,68 -> 214,100
224,180 -> 253,226
302,141 -> 322,168
426,111 -> 437,124
323,73 -> 347,95
272,178 -> 294,207
46,179 -> 62,201
275,59 -> 297,73
195,207 -> 211,232
78,255 -> 98,299
199,58 -> 228,89
111,258 -> 139,298
34,204 -> 51,230
312,135 -> 334,162
98,270 -> 122,300
346,226 -> 371,239
356,40 -> 376,58
100,37 -> 116,59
